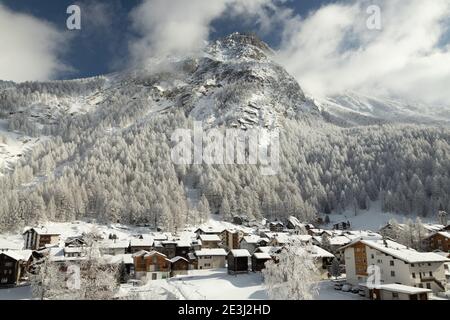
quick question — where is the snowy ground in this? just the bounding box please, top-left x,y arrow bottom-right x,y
323,201 -> 437,231
0,119 -> 46,173
118,270 -> 363,301
0,285 -> 32,300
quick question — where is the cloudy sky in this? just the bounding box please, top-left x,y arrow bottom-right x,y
1,0 -> 450,105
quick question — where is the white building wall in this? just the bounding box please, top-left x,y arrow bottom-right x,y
197,256 -> 226,269
345,244 -> 447,293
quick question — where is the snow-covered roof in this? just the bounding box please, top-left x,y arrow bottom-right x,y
195,249 -> 227,257
329,236 -> 352,246
195,226 -> 225,234
149,232 -> 168,241
0,239 -> 22,251
132,250 -> 168,258
99,240 -> 129,249
287,216 -> 303,228
253,252 -> 272,260
343,239 -> 450,264
101,254 -> 134,265
2,250 -> 32,261
427,231 -> 450,239
229,249 -> 251,258
378,284 -> 431,295
242,235 -> 262,244
309,229 -> 333,236
170,256 -> 189,263
23,226 -> 61,236
130,238 -> 154,247
64,247 -> 84,253
255,246 -> 282,255
309,245 -> 334,259
272,233 -> 312,244
423,224 -> 445,233
199,234 -> 221,242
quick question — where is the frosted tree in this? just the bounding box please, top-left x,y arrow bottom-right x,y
262,241 -> 320,300
321,233 -> 332,253
29,256 -> 67,300
330,258 -> 341,280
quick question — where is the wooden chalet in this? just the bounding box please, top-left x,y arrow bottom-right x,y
0,250 -> 32,286
251,251 -> 272,272
227,249 -> 251,275
170,256 -> 189,276
268,222 -> 284,232
129,238 -> 154,254
424,231 -> 450,252
132,250 -> 170,280
198,234 -> 221,248
23,227 -> 60,250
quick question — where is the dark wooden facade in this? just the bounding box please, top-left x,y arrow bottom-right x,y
251,256 -> 271,272
0,252 -> 30,286
227,252 -> 250,275
133,251 -> 170,273
23,228 -> 60,250
425,232 -> 450,252
170,257 -> 189,276
269,222 -> 284,232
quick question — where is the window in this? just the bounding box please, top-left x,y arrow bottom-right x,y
429,271 -> 433,277
427,263 -> 431,266
426,283 -> 431,289
4,262 -> 13,267
391,271 -> 396,277
1,278 -> 7,284
392,293 -> 399,299
411,264 -> 415,267
371,254 -> 375,259
390,261 -> 394,266
412,273 -> 416,279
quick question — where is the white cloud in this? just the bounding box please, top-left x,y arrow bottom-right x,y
0,4 -> 71,82
276,0 -> 450,105
128,0 -> 290,65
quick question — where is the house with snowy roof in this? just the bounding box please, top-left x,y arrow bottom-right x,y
251,251 -> 273,272
240,235 -> 269,254
227,249 -> 251,274
423,231 -> 450,253
342,238 -> 450,293
23,227 -> 61,250
99,239 -> 130,256
198,234 -> 222,248
170,256 -> 190,277
132,250 -> 170,281
129,238 -> 154,253
195,248 -> 227,269
0,250 -> 32,286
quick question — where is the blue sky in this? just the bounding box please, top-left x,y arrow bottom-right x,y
1,0 -> 450,105
0,0 -> 331,79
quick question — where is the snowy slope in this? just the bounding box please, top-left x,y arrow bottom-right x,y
318,91 -> 450,127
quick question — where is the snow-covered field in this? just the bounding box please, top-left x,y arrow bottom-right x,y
0,119 -> 45,173
117,270 -> 364,301
324,201 -> 437,231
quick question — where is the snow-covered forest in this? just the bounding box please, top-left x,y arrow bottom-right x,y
0,34 -> 449,232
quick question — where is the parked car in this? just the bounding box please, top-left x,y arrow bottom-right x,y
334,283 -> 343,290
351,286 -> 360,294
359,289 -> 366,297
342,284 -> 352,292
